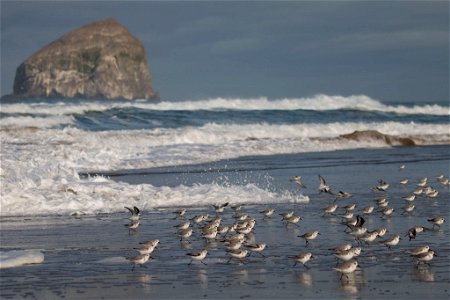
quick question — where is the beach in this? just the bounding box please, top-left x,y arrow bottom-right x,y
1,145 -> 449,299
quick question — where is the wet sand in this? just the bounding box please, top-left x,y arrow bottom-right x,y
1,146 -> 449,299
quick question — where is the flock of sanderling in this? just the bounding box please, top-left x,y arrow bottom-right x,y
123,167 -> 448,282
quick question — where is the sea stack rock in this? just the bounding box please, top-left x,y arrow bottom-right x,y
12,18 -> 157,100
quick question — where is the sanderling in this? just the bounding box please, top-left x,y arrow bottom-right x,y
125,220 -> 140,234
178,228 -> 193,241
291,175 -> 307,188
217,225 -> 230,235
373,180 -> 389,192
318,175 -> 333,195
260,208 -> 275,219
134,242 -> 158,256
233,213 -> 249,221
407,226 -> 424,241
399,164 -> 406,170
329,243 -> 353,253
212,202 -> 229,214
245,243 -> 267,258
333,259 -> 358,280
417,177 -> 428,187
125,206 -> 140,221
370,227 -> 387,237
401,204 -> 415,214
402,194 -> 416,202
425,190 -> 439,198
407,245 -> 429,256
336,191 -> 352,200
298,230 -> 320,246
290,252 -> 313,268
359,231 -> 379,245
139,239 -> 159,247
399,178 -> 409,185
348,226 -> 367,238
284,215 -> 301,227
231,204 -> 242,212
413,188 -> 423,195
127,253 -> 150,271
174,221 -> 191,230
342,204 -> 356,211
226,249 -> 248,263
322,203 -> 338,216
187,249 -> 208,265
279,211 -> 294,220
427,216 -> 445,229
334,247 -> 361,261
224,239 -> 244,251
380,207 -> 394,217
339,211 -> 354,220
201,227 -> 218,240
362,206 -> 374,215
173,209 -> 186,219
414,250 -> 435,266
375,197 -> 388,207
379,235 -> 400,250
190,214 -> 209,224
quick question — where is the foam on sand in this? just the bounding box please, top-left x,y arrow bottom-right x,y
0,250 -> 45,269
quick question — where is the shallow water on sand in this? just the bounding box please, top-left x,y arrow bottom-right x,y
1,146 -> 449,299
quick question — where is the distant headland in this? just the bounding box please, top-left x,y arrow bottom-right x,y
3,18 -> 158,101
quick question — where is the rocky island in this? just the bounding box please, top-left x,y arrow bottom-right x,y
8,18 -> 157,100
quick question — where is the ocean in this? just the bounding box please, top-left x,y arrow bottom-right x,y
0,94 -> 449,299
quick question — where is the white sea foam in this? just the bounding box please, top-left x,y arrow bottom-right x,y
1,120 -> 447,216
0,250 -> 45,269
1,95 -> 448,116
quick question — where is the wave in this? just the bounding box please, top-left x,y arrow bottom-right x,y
1,94 -> 448,116
0,179 -> 309,216
0,250 -> 45,269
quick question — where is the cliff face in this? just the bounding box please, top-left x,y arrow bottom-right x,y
12,19 -> 157,100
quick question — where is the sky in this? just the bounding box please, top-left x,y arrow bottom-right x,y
1,1 -> 448,103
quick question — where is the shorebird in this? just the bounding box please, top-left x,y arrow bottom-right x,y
427,217 -> 445,229
290,175 -> 307,188
279,211 -> 294,220
298,230 -> 320,246
401,204 -> 415,214
174,221 -> 191,230
134,242 -> 158,256
127,253 -> 150,271
379,235 -> 401,250
407,245 -> 430,256
260,208 -> 275,219
334,259 -> 358,281
245,243 -> 267,258
402,194 -> 416,202
329,243 -> 352,254
125,206 -> 140,221
373,180 -> 389,192
407,226 -> 424,241
414,250 -> 435,266
284,215 -> 301,227
318,175 -> 333,195
290,252 -> 313,268
125,220 -> 140,234
187,250 -> 208,265
334,247 -> 361,261
212,202 -> 229,214
362,206 -> 374,215
173,209 -> 186,219
335,191 -> 352,200
321,203 -> 338,216
226,249 -> 248,263
399,178 -> 409,185
178,228 -> 193,242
